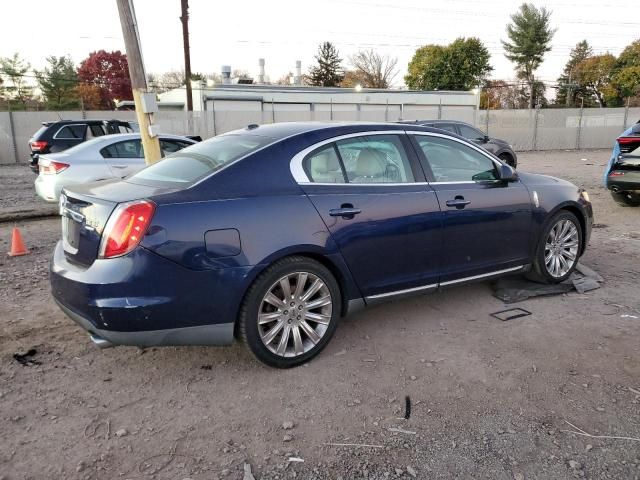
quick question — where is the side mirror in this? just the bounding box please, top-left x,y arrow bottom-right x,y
482,135 -> 490,143
498,164 -> 518,182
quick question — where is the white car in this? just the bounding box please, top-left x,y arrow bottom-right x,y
34,133 -> 197,202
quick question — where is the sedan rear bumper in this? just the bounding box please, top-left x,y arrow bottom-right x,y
606,171 -> 640,193
50,241 -> 252,347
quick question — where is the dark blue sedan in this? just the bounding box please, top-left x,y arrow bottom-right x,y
51,122 -> 593,367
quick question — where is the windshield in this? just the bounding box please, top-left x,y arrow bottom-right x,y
128,133 -> 275,186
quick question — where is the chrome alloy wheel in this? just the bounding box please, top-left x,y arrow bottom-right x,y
258,272 -> 332,358
544,219 -> 579,278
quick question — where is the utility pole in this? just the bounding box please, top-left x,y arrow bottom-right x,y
180,0 -> 193,111
115,0 -> 162,164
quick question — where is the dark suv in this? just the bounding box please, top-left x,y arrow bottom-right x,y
27,119 -> 138,173
400,120 -> 517,168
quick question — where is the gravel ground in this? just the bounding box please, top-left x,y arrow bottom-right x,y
0,165 -> 57,221
1,149 -> 640,480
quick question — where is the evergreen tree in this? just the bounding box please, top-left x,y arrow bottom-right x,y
502,3 -> 554,108
35,56 -> 80,110
307,42 -> 344,87
555,40 -> 592,107
0,53 -> 33,109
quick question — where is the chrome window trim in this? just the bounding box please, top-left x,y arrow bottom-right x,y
439,265 -> 524,286
53,123 -> 87,140
299,181 -> 432,187
289,130 -> 410,184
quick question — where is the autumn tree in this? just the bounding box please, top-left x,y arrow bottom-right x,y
405,38 -> 492,91
74,84 -> 103,110
35,56 -> 80,109
574,54 -> 618,107
349,50 -> 397,88
502,3 -> 554,108
307,42 -> 344,87
555,40 -> 592,107
77,50 -> 132,109
0,53 -> 33,109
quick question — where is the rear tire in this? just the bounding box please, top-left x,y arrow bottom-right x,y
527,211 -> 583,284
610,191 -> 640,207
499,153 -> 516,168
238,256 -> 341,368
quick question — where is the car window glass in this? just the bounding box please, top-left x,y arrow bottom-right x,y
100,139 -> 143,158
433,123 -> 457,134
129,133 -> 274,185
415,136 -> 497,182
55,124 -> 86,139
458,124 -> 485,141
160,139 -> 191,155
303,145 -> 346,183
88,125 -> 105,138
336,135 -> 414,184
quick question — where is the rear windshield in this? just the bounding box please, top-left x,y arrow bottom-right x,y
31,125 -> 49,140
128,133 -> 274,186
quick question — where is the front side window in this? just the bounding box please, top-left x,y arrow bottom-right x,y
55,124 -> 86,140
303,145 -> 346,183
415,136 -> 497,182
129,133 -> 274,185
458,124 -> 485,142
100,139 -> 143,158
336,135 -> 414,184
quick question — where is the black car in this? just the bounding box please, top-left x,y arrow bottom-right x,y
27,119 -> 138,173
400,120 -> 517,168
605,121 -> 640,206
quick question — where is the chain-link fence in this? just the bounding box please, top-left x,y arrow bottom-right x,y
2,105 -> 639,164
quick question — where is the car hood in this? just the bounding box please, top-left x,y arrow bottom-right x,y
517,171 -> 576,188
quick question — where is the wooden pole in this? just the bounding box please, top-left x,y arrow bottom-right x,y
115,0 -> 161,165
180,0 -> 193,111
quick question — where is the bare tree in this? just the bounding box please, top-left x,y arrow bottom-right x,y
349,50 -> 398,88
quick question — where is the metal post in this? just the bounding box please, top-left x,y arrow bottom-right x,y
399,103 -> 404,121
576,97 -> 584,150
271,98 -> 275,123
330,98 -> 333,121
438,99 -> 442,120
7,104 -> 18,164
211,99 -> 217,136
80,97 -> 86,119
385,100 -> 388,122
623,97 -> 630,130
310,102 -> 315,121
356,103 -> 361,121
532,103 -> 540,151
484,99 -> 490,136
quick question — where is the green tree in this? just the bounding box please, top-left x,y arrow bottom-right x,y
617,40 -> 640,69
574,54 -> 618,107
502,3 -> 554,108
613,66 -> 640,100
0,53 -> 33,108
35,56 -> 80,110
405,38 -> 492,90
555,40 -> 592,107
307,42 -> 344,87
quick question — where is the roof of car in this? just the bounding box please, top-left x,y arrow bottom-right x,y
399,119 -> 474,126
79,132 -> 196,145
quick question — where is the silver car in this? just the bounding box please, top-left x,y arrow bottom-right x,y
34,133 -> 197,202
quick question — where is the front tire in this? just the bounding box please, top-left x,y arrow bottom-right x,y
528,211 -> 583,284
610,191 -> 640,207
238,256 -> 341,368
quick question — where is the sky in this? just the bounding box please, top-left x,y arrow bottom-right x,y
2,0 -> 639,90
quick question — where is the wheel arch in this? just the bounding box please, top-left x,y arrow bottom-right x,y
547,202 -> 588,256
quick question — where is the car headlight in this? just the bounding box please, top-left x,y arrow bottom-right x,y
580,190 -> 590,202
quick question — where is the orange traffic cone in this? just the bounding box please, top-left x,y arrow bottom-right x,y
8,227 -> 29,257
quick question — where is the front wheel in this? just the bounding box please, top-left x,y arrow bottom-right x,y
528,211 -> 583,284
238,256 -> 341,368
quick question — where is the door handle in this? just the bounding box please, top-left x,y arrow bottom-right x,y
111,165 -> 127,169
329,204 -> 362,218
446,196 -> 471,209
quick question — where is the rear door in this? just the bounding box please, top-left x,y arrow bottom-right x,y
409,132 -> 532,284
100,139 -> 145,177
296,132 -> 443,299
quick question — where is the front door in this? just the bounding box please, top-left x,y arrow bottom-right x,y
410,133 -> 532,283
299,133 -> 443,299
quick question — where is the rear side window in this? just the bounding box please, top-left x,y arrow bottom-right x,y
55,124 -> 86,140
415,136 -> 497,182
88,125 -> 106,138
431,123 -> 457,134
100,140 -> 143,158
458,124 -> 485,141
303,146 -> 346,183
160,139 -> 193,156
129,134 -> 274,185
336,135 -> 414,184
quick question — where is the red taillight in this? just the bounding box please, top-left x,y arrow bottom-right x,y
39,161 -> 70,175
99,201 -> 155,259
30,140 -> 48,151
618,136 -> 640,153
609,171 -> 625,176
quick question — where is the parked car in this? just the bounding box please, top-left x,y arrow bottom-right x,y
604,121 -> 640,206
400,120 -> 518,168
34,133 -> 197,202
28,119 -> 139,173
51,122 -> 592,368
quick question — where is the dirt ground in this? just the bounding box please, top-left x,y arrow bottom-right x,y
1,149 -> 640,480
